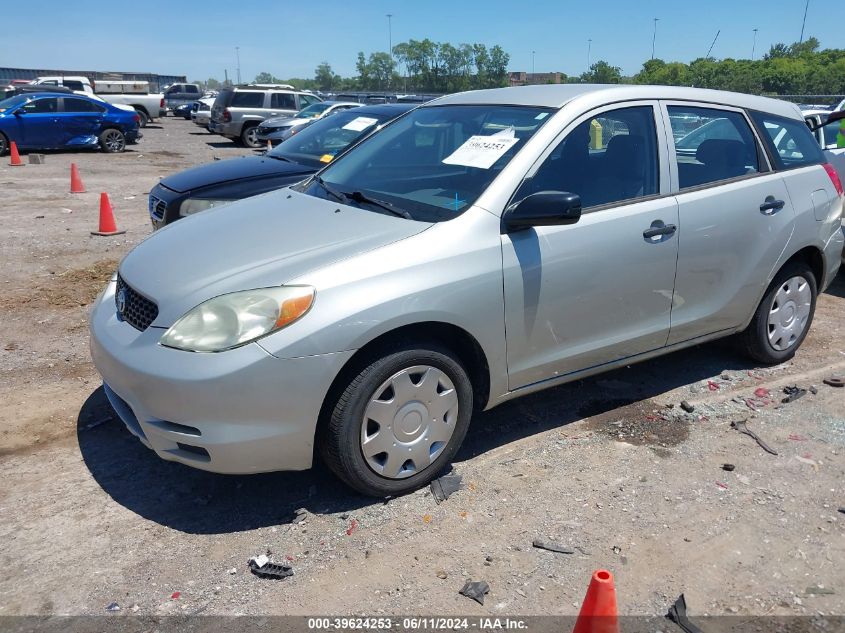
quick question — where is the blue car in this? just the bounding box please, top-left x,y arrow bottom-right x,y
0,92 -> 141,155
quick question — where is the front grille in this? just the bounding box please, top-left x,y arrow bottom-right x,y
257,126 -> 271,135
149,195 -> 166,221
116,274 -> 158,331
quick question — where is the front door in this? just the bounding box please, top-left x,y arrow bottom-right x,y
502,102 -> 680,390
17,96 -> 60,148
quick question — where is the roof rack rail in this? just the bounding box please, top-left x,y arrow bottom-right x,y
237,83 -> 296,90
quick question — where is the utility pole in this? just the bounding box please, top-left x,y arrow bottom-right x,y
235,46 -> 241,84
752,28 -> 758,60
799,0 -> 810,43
532,50 -> 536,76
587,39 -> 592,69
651,18 -> 659,60
386,14 -> 393,58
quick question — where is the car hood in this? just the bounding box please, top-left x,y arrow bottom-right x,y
263,116 -> 309,127
119,188 -> 431,326
159,155 -> 311,193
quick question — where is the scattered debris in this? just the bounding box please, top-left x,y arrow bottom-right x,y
666,594 -> 704,633
754,387 -> 770,398
170,592 -> 180,600
430,471 -> 464,504
459,580 -> 490,605
838,507 -> 845,515
788,434 -> 807,441
795,455 -> 817,467
248,555 -> 293,580
781,385 -> 807,404
292,508 -> 308,524
105,602 -> 120,612
716,481 -> 728,489
422,514 -> 432,523
532,539 -> 575,554
707,380 -> 720,391
345,518 -> 358,536
227,567 -> 237,575
680,400 -> 695,413
809,385 -> 818,395
436,570 -> 448,580
731,419 -> 778,455
823,376 -> 844,388
612,545 -> 622,554
721,463 -> 735,472
805,585 -> 835,595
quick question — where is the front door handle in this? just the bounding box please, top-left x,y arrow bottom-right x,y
643,223 -> 677,239
760,197 -> 785,215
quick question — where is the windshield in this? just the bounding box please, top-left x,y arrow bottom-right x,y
0,94 -> 28,112
298,103 -> 332,118
270,109 -> 402,169
296,104 -> 553,222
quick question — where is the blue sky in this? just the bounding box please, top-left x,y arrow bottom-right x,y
3,0 -> 836,81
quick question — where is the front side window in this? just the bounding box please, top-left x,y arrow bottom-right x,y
271,93 -> 297,109
750,110 -> 825,169
231,91 -> 264,108
23,97 -> 58,113
515,106 -> 659,209
63,97 -> 103,113
297,104 -> 553,222
669,106 -> 760,189
297,103 -> 331,119
300,94 -> 320,107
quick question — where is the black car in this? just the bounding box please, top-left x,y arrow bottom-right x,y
149,103 -> 415,228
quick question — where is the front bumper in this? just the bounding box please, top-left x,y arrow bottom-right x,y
89,279 -> 354,474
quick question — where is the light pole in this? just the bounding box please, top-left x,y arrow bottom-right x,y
799,0 -> 810,43
235,46 -> 241,85
587,39 -> 592,69
531,50 -> 536,76
651,18 -> 659,60
386,14 -> 393,58
752,28 -> 758,60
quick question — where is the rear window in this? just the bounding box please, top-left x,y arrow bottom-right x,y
64,81 -> 85,92
231,91 -> 264,108
750,111 -> 825,170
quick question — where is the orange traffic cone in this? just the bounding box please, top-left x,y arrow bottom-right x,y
267,139 -> 272,151
572,570 -> 619,633
70,163 -> 86,193
8,141 -> 23,166
91,192 -> 126,236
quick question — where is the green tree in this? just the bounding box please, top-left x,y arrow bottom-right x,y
580,60 -> 622,83
314,62 -> 340,91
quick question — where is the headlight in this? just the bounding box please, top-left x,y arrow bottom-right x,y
179,198 -> 234,217
160,286 -> 315,352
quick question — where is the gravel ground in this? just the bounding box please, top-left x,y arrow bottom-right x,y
0,117 -> 843,621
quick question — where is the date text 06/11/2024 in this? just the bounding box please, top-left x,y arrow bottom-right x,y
306,617 -> 528,630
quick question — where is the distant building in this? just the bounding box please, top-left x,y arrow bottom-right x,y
509,71 -> 563,86
0,67 -> 186,92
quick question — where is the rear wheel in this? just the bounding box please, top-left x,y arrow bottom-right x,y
99,128 -> 126,153
741,261 -> 817,364
320,344 -> 474,497
240,124 -> 260,148
0,133 -> 7,156
134,109 -> 148,128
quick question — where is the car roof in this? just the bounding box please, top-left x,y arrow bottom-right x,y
321,101 -> 362,107
428,84 -> 802,120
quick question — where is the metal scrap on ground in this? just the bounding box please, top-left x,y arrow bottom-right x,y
667,594 -> 705,633
459,580 -> 490,605
731,419 -> 778,455
430,471 -> 463,504
532,539 -> 575,554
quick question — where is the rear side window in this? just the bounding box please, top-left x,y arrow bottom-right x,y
750,111 -> 825,170
668,106 -> 760,190
231,91 -> 264,108
271,93 -> 297,109
64,81 -> 84,92
516,105 -> 659,210
185,85 -> 200,94
820,118 -> 844,149
63,97 -> 104,113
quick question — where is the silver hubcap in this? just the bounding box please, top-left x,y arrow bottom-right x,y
767,275 -> 811,351
360,365 -> 459,479
105,131 -> 124,151
245,128 -> 258,146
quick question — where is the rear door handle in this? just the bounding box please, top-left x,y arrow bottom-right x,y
760,197 -> 785,215
643,224 -> 677,239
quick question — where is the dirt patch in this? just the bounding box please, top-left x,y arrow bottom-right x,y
147,150 -> 185,158
1,259 -> 118,310
581,397 -> 691,446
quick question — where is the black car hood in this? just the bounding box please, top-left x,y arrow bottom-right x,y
160,155 -> 313,194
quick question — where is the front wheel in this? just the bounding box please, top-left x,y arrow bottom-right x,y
99,128 -> 126,153
741,261 -> 817,364
0,133 -> 7,156
320,344 -> 474,497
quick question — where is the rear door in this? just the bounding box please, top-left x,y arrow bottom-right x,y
270,92 -> 298,118
501,102 -> 680,388
17,96 -> 60,147
662,102 -> 795,345
60,97 -> 105,143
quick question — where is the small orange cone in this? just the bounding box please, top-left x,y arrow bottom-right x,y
9,141 -> 23,166
70,163 -> 86,193
267,139 -> 272,151
572,570 -> 619,633
91,192 -> 126,236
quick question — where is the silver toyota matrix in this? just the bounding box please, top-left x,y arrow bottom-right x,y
90,85 -> 844,496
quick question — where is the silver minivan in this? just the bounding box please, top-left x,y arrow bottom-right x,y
90,85 -> 844,496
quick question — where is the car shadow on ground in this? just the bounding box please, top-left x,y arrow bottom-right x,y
823,266 -> 845,299
205,141 -> 240,149
78,329 -> 765,536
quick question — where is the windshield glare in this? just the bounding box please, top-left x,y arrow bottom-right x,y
0,94 -> 28,112
298,103 -> 332,118
297,105 -> 553,222
270,110 -> 394,168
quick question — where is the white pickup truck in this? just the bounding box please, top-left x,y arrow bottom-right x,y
30,77 -> 165,127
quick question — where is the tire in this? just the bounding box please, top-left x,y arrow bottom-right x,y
240,124 -> 260,148
0,133 -> 7,157
741,260 -> 817,364
134,109 -> 148,128
320,343 -> 474,497
99,128 -> 126,153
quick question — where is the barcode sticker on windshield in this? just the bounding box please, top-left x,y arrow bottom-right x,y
342,116 -> 379,132
442,128 -> 519,169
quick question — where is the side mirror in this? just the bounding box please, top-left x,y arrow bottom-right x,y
14,108 -> 26,115
503,191 -> 582,232
807,109 -> 845,133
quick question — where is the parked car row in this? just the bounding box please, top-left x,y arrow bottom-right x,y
91,84 -> 842,499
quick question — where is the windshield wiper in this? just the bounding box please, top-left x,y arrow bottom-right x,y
314,175 -> 346,203
345,190 -> 413,220
267,153 -> 294,162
